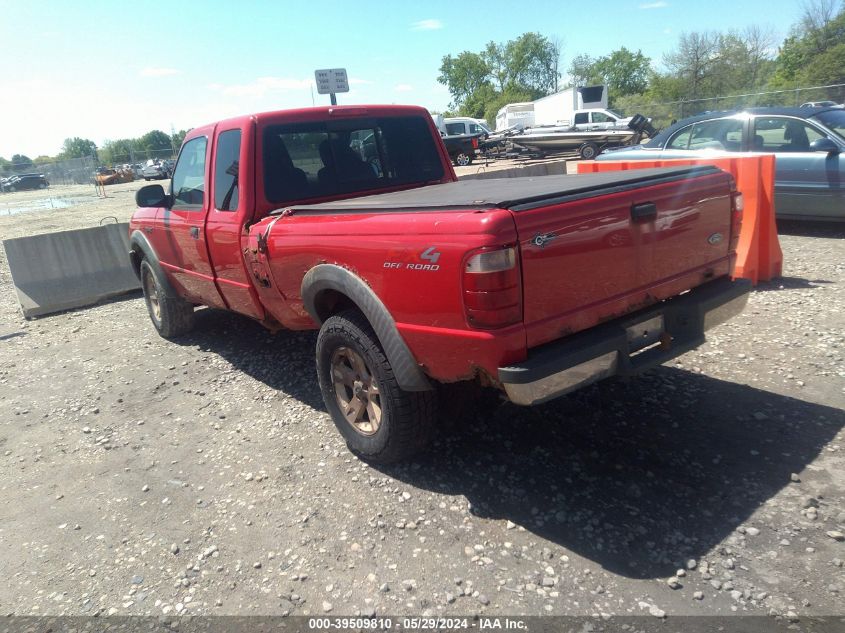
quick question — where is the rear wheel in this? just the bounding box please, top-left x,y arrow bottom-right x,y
140,259 -> 195,338
579,142 -> 600,160
454,152 -> 472,167
316,310 -> 437,463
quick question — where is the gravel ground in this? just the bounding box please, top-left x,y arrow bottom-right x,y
0,175 -> 843,623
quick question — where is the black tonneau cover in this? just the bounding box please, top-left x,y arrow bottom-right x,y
281,166 -> 722,214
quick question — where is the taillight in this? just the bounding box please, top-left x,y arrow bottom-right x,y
472,137 -> 479,149
463,246 -> 522,329
730,190 -> 743,251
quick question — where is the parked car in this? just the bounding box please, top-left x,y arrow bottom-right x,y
1,173 -> 49,191
142,161 -> 168,181
800,101 -> 840,108
95,166 -> 134,185
598,107 -> 845,221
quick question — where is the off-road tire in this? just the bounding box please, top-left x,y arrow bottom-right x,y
140,259 -> 195,339
316,310 -> 437,463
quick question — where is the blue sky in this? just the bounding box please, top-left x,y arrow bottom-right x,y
1,0 -> 806,158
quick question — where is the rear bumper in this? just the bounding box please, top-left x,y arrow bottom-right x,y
499,277 -> 751,405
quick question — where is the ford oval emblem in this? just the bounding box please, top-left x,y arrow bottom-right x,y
707,232 -> 723,245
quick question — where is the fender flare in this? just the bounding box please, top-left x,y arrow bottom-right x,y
301,264 -> 432,392
129,230 -> 180,299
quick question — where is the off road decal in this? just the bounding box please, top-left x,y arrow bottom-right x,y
383,246 -> 441,271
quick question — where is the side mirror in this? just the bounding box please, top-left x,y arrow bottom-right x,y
810,137 -> 840,154
135,184 -> 169,207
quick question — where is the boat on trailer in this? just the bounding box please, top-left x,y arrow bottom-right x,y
509,126 -> 638,159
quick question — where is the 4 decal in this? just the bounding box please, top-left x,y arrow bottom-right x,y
383,246 -> 442,271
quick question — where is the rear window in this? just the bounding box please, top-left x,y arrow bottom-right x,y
262,116 -> 444,205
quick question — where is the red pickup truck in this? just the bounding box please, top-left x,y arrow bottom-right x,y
129,105 -> 750,463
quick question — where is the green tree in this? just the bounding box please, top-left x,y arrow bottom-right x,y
33,155 -> 53,166
60,137 -> 97,159
497,32 -> 560,96
590,48 -> 651,101
0,156 -> 11,175
10,154 -> 33,173
772,1 -> 845,91
663,31 -> 722,102
99,138 -> 138,165
171,129 -> 189,150
139,130 -> 173,157
568,54 -> 599,86
438,51 -> 492,110
438,32 -> 561,120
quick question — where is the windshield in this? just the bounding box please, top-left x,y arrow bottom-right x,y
607,109 -> 624,118
813,110 -> 845,140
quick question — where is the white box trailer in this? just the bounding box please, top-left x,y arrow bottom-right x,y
532,85 -> 608,127
496,86 -> 608,131
495,102 -> 536,131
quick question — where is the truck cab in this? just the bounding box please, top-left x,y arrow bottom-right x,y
442,117 -> 492,138
571,108 -> 632,131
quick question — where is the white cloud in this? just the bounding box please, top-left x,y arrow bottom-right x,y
140,67 -> 180,77
394,84 -> 413,92
411,19 -> 443,31
638,1 -> 668,8
210,76 -> 312,98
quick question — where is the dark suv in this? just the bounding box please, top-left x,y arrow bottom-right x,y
1,173 -> 49,192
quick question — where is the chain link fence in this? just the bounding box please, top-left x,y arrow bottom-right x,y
1,148 -> 178,189
617,83 -> 845,131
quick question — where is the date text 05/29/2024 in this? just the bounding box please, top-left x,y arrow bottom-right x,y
306,617 -> 528,630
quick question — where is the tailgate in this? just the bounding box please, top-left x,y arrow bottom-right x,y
508,166 -> 734,348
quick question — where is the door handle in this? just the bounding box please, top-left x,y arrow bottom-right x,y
189,226 -> 200,239
631,202 -> 657,221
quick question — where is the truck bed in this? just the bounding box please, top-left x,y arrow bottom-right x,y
280,166 -> 722,213
274,162 -> 737,356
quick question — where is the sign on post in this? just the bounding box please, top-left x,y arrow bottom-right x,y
314,68 -> 349,105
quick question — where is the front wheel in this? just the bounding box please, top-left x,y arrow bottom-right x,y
140,259 -> 195,338
453,152 -> 472,167
316,310 -> 437,463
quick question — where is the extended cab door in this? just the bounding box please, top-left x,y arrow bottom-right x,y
204,123 -> 266,320
156,133 -> 226,308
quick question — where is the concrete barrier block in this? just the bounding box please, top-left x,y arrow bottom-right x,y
2,222 -> 140,318
458,161 -> 568,180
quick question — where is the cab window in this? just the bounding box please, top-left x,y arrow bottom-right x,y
592,112 -> 615,123
171,137 -> 207,210
214,130 -> 241,211
262,116 -> 444,205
